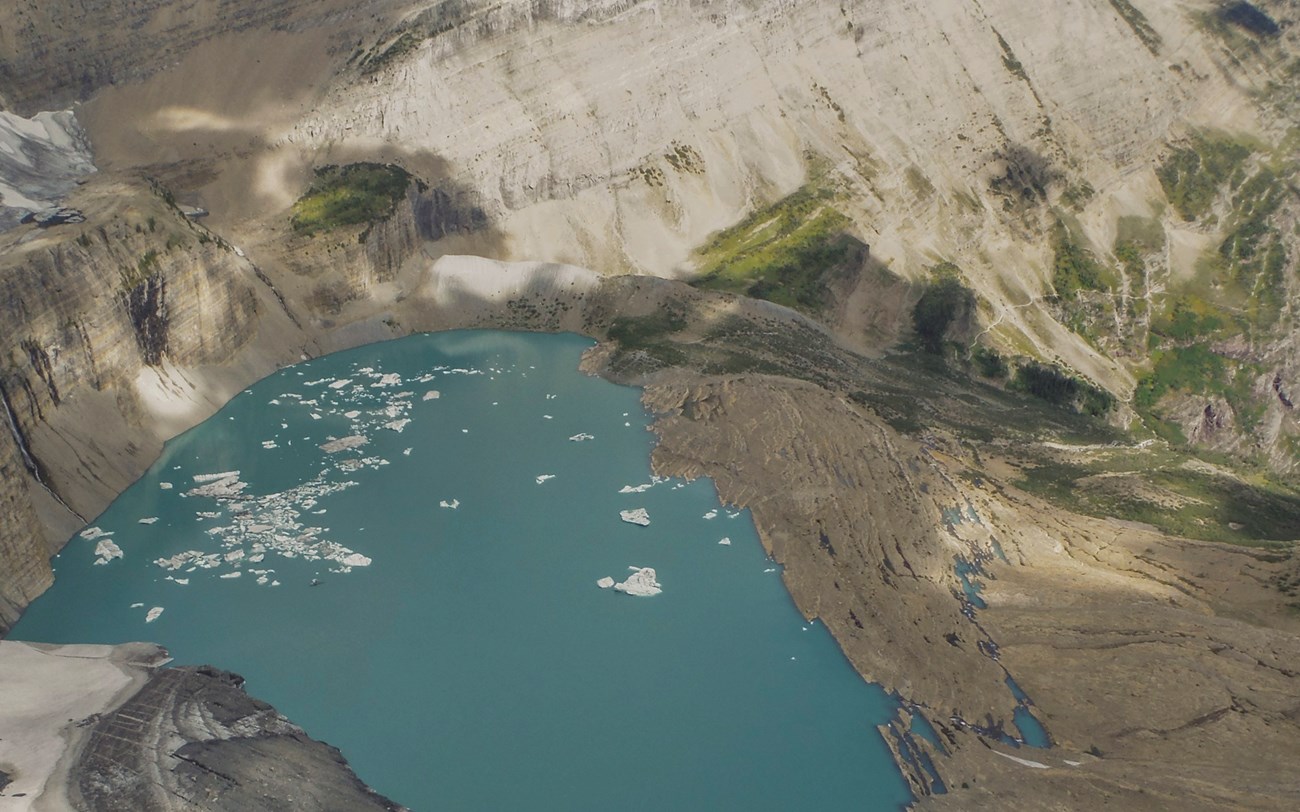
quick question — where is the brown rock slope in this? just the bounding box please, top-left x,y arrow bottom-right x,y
637,372 -> 1300,809
72,665 -> 404,811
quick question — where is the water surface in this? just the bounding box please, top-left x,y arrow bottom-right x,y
14,331 -> 912,810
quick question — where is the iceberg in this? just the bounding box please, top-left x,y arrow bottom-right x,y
422,390 -> 441,401
382,419 -> 411,432
718,537 -> 732,546
145,607 -> 164,623
159,482 -> 173,490
614,567 -> 661,597
193,471 -> 240,483
596,576 -> 616,589
138,517 -> 159,525
320,435 -> 368,453
620,508 -> 651,526
93,539 -> 123,565
340,553 -> 372,567
703,509 -> 718,520
79,526 -> 112,540
536,474 -> 556,484
569,433 -> 595,442
186,474 -> 247,499
440,499 -> 460,510
329,378 -> 353,389
219,571 -> 242,579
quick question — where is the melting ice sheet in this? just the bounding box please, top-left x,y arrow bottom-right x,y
12,331 -> 913,811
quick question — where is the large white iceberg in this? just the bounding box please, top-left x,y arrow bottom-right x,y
320,435 -> 368,453
614,567 -> 661,597
93,539 -> 123,565
620,508 -> 650,526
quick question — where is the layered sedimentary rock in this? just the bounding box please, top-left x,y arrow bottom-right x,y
0,641 -> 401,811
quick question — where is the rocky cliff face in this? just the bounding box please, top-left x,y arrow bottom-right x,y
55,0 -> 1297,468
0,641 -> 402,811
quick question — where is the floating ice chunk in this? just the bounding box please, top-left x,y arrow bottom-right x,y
763,568 -> 777,573
131,602 -> 144,608
187,474 -> 247,499
461,429 -> 469,434
536,474 -> 556,484
383,419 -> 411,432
271,580 -> 281,586
167,577 -> 190,585
543,415 -> 553,420
248,553 -> 265,563
597,576 -> 616,589
344,410 -> 361,419
262,440 -> 278,449
624,422 -> 631,427
329,379 -> 352,389
703,509 -> 718,520
727,511 -> 742,519
138,517 -> 159,525
145,607 -> 164,623
220,571 -> 241,579
619,484 -> 651,494
372,373 -> 402,387
422,390 -> 441,401
320,435 -> 368,453
546,394 -> 556,400
194,471 -> 240,483
269,399 -> 281,405
569,433 -> 595,442
80,526 -> 112,540
224,549 -> 245,562
403,448 -> 412,456
718,537 -> 732,546
93,539 -> 124,565
159,482 -> 173,490
310,413 -> 322,420
257,574 -> 269,585
440,499 -> 460,510
340,553 -> 372,567
620,508 -> 651,527
614,567 -> 661,597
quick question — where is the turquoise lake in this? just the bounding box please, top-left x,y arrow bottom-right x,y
13,330 -> 914,810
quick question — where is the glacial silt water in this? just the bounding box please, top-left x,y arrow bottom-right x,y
13,330 -> 913,810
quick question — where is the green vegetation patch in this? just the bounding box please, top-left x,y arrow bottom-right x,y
1011,361 -> 1114,416
1016,455 -> 1300,545
1051,224 -> 1116,298
1157,133 -> 1253,221
912,263 -> 975,353
691,182 -> 860,311
1134,343 -> 1266,435
291,164 -> 414,236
